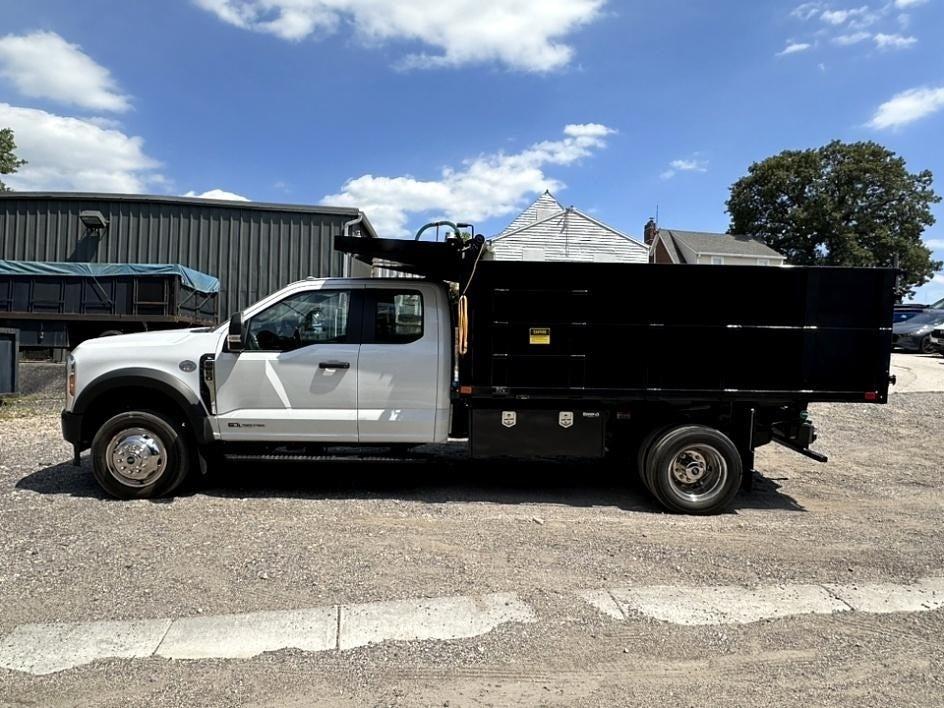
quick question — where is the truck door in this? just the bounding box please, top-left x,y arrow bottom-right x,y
357,285 -> 445,443
214,286 -> 361,442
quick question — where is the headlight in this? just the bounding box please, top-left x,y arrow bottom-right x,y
67,354 -> 76,398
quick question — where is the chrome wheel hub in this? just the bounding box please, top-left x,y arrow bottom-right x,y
673,451 -> 708,484
105,427 -> 166,487
667,444 -> 728,504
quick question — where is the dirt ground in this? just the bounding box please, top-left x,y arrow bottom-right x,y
0,363 -> 943,706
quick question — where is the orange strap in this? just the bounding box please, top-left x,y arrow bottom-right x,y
458,295 -> 469,356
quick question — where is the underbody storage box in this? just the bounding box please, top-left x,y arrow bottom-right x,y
470,407 -> 605,458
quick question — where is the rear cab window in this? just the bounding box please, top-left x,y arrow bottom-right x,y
368,290 -> 424,344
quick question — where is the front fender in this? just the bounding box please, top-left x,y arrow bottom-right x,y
71,368 -> 214,447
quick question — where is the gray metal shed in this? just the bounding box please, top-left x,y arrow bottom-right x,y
0,192 -> 377,318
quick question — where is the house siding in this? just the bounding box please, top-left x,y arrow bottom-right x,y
489,211 -> 648,264
694,254 -> 785,266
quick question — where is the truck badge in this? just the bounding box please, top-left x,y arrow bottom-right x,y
501,411 -> 517,428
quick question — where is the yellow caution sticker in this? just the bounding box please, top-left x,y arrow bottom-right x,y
529,327 -> 551,345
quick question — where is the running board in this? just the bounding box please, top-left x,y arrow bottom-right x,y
223,453 -> 427,464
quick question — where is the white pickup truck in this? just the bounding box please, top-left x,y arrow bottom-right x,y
61,235 -> 895,515
62,278 -> 452,499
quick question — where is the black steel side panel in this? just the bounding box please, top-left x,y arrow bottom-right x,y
462,262 -> 896,403
470,408 -> 605,458
0,273 -> 218,325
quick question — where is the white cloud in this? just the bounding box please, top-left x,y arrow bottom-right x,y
195,0 -> 606,72
792,2 -> 825,20
868,86 -> 944,129
671,158 -> 708,172
777,41 -> 813,56
924,239 -> 944,250
0,31 -> 130,112
184,189 -> 250,201
895,0 -> 928,7
0,103 -> 162,192
323,123 -> 616,236
820,6 -> 872,25
873,32 -> 918,48
934,274 -> 944,286
833,31 -> 871,44
660,157 -> 709,180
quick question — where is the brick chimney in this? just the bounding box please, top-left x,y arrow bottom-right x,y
644,218 -> 658,246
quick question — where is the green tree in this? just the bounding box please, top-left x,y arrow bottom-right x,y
727,140 -> 941,299
0,127 -> 26,192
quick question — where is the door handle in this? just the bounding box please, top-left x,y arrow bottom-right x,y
319,361 -> 351,369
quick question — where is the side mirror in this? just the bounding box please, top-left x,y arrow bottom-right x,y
227,313 -> 245,353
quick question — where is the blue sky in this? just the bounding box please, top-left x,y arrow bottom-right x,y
1,0 -> 943,301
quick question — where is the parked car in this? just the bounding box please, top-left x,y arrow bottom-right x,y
931,327 -> 944,355
892,309 -> 944,353
894,308 -> 924,324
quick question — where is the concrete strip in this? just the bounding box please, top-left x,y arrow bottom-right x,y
604,584 -> 850,626
890,353 -> 944,394
339,592 -> 536,650
0,618 -> 171,676
0,592 -> 536,675
826,577 -> 944,614
575,590 -> 625,620
156,607 -> 338,660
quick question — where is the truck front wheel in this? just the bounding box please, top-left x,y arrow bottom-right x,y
90,410 -> 191,499
644,425 -> 742,515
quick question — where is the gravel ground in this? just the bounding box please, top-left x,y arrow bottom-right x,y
1,388 -> 943,705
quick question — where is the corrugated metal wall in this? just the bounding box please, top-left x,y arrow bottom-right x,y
0,194 -> 374,317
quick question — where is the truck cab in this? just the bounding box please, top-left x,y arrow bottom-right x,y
62,278 -> 453,499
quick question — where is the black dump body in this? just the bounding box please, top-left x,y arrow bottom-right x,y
461,261 -> 895,405
0,266 -> 218,348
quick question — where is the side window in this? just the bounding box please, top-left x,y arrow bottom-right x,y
373,291 -> 423,344
710,256 -> 725,265
246,290 -> 350,352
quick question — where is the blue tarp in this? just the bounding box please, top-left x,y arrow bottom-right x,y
0,260 -> 220,294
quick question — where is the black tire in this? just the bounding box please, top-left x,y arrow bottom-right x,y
636,425 -> 671,495
90,410 -> 191,499
920,336 -> 936,354
644,425 -> 742,515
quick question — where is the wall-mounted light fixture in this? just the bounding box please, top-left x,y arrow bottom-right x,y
79,210 -> 108,230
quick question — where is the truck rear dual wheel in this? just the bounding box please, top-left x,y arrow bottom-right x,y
639,425 -> 742,515
90,410 -> 191,499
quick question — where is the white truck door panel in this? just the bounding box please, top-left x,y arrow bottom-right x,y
357,285 -> 446,443
214,287 -> 360,442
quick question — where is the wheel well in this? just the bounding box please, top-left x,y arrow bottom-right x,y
81,386 -> 189,446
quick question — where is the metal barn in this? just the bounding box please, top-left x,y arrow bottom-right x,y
0,193 -> 376,318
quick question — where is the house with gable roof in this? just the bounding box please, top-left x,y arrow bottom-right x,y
486,191 -> 649,263
644,219 -> 786,266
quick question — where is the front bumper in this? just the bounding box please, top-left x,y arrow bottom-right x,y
892,334 -> 926,351
61,409 -> 83,446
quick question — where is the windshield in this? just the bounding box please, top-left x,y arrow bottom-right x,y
929,297 -> 944,310
905,310 -> 944,325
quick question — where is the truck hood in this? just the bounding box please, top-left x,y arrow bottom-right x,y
73,327 -> 221,353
